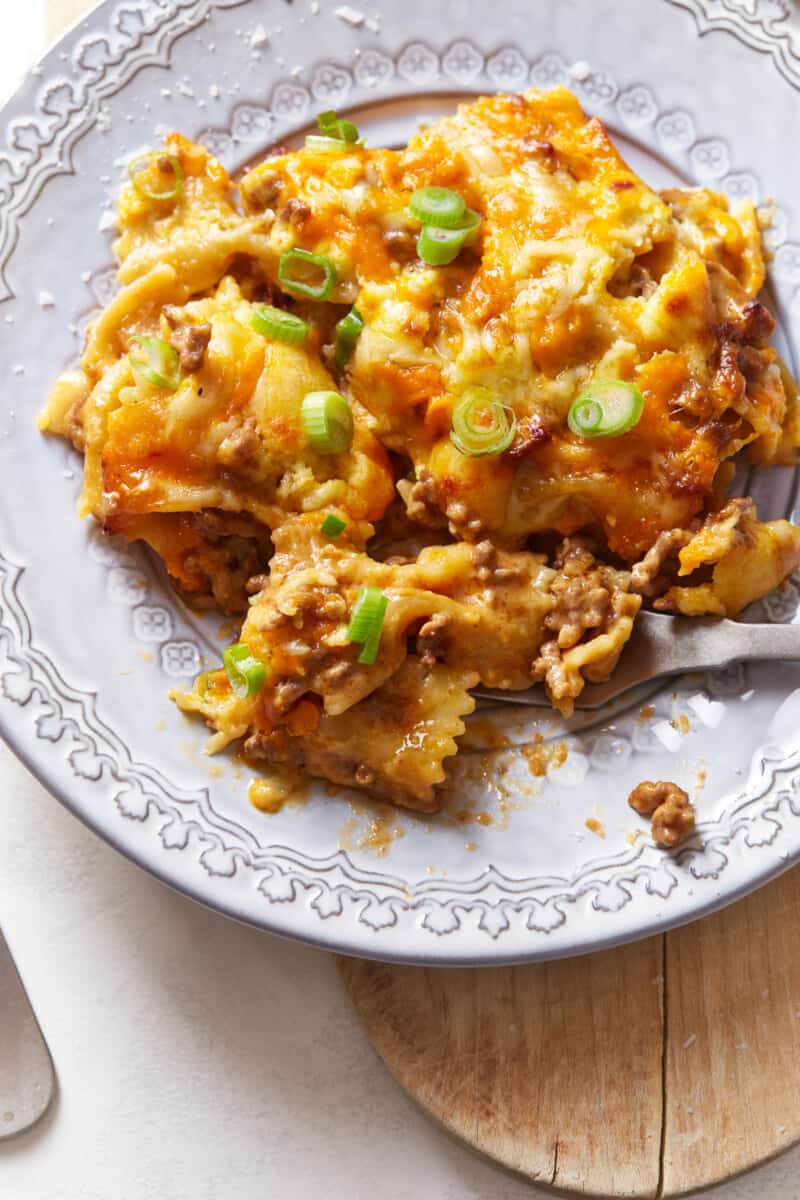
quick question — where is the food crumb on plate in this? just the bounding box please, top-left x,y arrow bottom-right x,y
671,712 -> 691,735
249,770 -> 308,813
523,733 -> 568,777
628,780 -> 696,847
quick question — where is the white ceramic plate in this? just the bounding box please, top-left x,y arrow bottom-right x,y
3,0 -> 800,964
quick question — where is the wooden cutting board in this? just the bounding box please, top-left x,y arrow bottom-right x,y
340,867 -> 800,1197
46,2 -> 800,1193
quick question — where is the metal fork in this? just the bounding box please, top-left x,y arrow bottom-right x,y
0,929 -> 55,1140
474,610 -> 800,710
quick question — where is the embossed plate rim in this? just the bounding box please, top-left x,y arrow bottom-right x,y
2,0 -> 800,964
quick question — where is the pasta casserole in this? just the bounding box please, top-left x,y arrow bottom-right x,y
40,87 -> 800,812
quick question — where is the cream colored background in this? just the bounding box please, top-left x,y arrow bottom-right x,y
1,2 -> 799,1196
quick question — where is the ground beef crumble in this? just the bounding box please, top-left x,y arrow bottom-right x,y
397,467 -> 446,529
627,780 -> 696,848
631,528 -> 695,596
417,612 -> 451,668
531,537 -> 639,712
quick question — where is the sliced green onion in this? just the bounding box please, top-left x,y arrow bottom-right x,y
318,110 -> 360,143
128,152 -> 184,201
347,586 -> 388,665
321,513 -> 347,538
450,387 -> 517,458
250,304 -> 309,344
567,380 -> 644,439
357,633 -> 381,666
458,208 -> 483,245
417,211 -> 482,266
409,186 -> 467,228
128,336 -> 182,391
279,248 -> 337,301
334,308 -> 364,370
223,642 -> 267,699
302,390 -> 354,454
304,134 -> 349,154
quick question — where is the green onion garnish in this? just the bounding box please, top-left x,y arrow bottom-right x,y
129,336 -> 182,391
250,304 -> 309,344
347,586 -> 388,665
279,248 -> 337,301
321,513 -> 347,538
417,210 -> 482,266
409,186 -> 467,229
223,642 -> 267,699
304,135 -> 350,154
334,308 -> 364,370
318,110 -> 360,143
302,390 -> 354,454
450,387 -> 517,458
128,152 -> 184,201
567,380 -> 644,439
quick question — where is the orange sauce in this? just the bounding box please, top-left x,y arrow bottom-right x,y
248,770 -> 308,814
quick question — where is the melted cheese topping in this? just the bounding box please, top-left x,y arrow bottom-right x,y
40,90 -> 800,810
241,89 -> 791,557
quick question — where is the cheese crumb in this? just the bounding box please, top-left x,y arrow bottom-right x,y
365,17 -> 381,33
81,271 -> 92,283
336,5 -> 365,25
98,209 -> 117,233
12,364 -> 24,375
38,290 -> 56,309
568,60 -> 592,82
683,1033 -> 697,1049
250,24 -> 269,47
209,84 -> 221,99
310,0 -> 320,12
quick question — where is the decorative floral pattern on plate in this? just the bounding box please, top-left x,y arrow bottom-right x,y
2,0 -> 800,963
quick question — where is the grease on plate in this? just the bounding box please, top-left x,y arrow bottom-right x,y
339,797 -> 407,856
523,734 -> 569,778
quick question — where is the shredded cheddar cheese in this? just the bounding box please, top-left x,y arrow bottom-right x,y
40,89 -> 800,812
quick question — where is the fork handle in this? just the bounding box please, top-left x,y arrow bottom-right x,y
642,616 -> 800,676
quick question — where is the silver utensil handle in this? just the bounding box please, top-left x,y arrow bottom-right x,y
0,929 -> 55,1139
641,616 -> 800,676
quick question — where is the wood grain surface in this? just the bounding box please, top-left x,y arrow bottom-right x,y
47,0 -> 88,37
45,1 -> 800,1194
341,868 -> 800,1197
